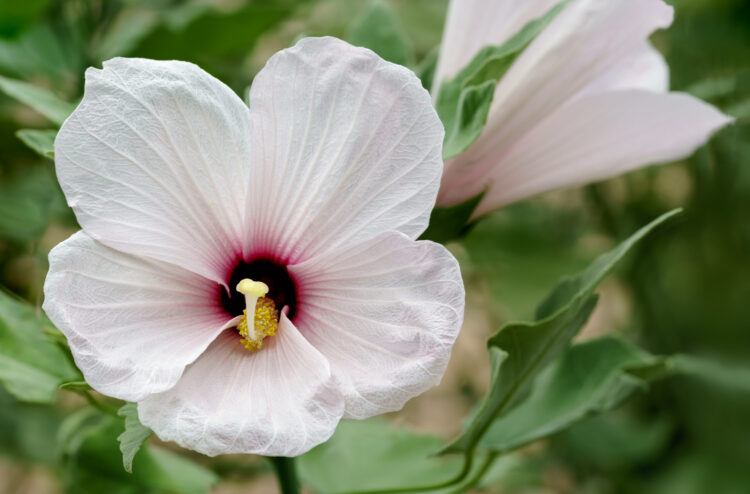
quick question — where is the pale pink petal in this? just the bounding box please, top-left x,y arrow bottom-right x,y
439,0 -> 675,205
473,90 -> 733,216
43,231 -> 228,402
54,58 -> 252,283
288,232 -> 464,419
432,0 -> 560,92
138,314 -> 344,457
244,37 -> 444,264
577,41 -> 669,98
487,0 -> 672,145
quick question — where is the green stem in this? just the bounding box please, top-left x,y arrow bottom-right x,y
269,457 -> 300,494
346,451 -> 476,494
80,390 -> 120,415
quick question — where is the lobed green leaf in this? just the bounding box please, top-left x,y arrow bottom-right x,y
535,209 -> 682,320
480,337 -> 667,452
442,210 -> 681,454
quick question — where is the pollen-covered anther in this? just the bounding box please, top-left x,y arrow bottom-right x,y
235,278 -> 279,352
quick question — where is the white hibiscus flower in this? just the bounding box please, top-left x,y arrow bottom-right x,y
43,37 -> 464,457
434,0 -> 733,216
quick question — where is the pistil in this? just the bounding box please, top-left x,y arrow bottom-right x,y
236,279 -> 279,352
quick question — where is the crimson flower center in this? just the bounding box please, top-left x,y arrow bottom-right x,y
221,259 -> 297,320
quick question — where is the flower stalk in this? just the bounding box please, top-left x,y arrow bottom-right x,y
269,457 -> 300,494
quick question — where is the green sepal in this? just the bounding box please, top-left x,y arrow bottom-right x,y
436,2 -> 565,160
420,191 -> 484,243
117,403 -> 153,474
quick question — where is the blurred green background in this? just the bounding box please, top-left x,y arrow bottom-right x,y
1,0 -> 749,493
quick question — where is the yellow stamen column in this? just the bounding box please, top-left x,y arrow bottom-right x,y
235,279 -> 279,351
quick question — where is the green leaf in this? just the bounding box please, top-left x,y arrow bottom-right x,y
666,354 -> 750,393
480,337 -> 668,452
16,128 -> 55,158
557,413 -> 674,471
299,419 -> 467,493
727,98 -> 750,121
0,22 -> 84,82
0,0 -> 51,38
348,0 -> 413,67
117,403 -> 152,474
0,163 -> 71,242
535,209 -> 682,320
435,3 -> 564,160
134,1 -> 296,87
420,191 -> 484,243
461,202 -> 594,319
0,386 -> 63,464
0,290 -> 79,403
443,296 -> 599,455
0,73 -> 75,124
415,47 -> 439,91
137,447 -> 218,494
442,210 -> 680,453
61,408 -> 218,494
92,9 -> 160,61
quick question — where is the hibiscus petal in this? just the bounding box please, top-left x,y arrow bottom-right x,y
244,37 -> 444,264
433,0 -> 561,91
54,57 -> 252,283
138,314 -> 344,457
577,41 -> 669,97
43,231 -> 228,402
487,0 -> 673,146
473,90 -> 733,216
288,232 -> 464,419
439,0 -> 675,206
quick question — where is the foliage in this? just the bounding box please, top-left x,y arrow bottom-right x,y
480,337 -> 671,452
299,420 -> 464,493
0,289 -> 79,403
15,128 -> 55,158
0,74 -> 74,124
59,407 -> 218,494
0,0 -> 748,493
348,0 -> 413,66
443,211 -> 678,455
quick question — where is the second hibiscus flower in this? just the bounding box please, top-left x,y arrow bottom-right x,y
434,0 -> 732,217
